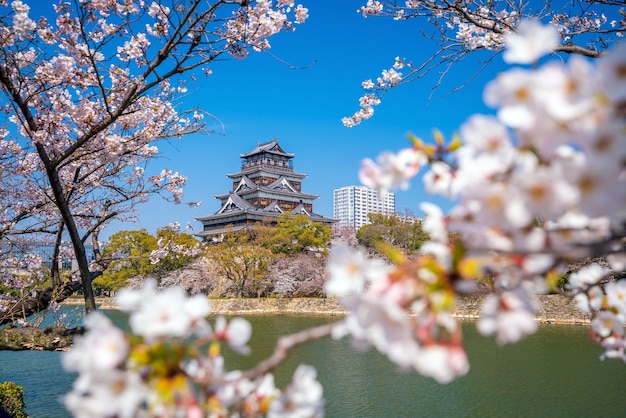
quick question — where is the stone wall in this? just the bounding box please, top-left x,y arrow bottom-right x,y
208,297 -> 346,317
207,295 -> 591,325
453,294 -> 592,325
76,294 -> 592,325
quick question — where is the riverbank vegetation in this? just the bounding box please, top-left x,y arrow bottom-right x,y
95,212 -> 440,299
97,213 -> 334,298
0,381 -> 27,418
3,207 -> 609,331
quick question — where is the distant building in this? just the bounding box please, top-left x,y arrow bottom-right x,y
196,138 -> 335,240
333,185 -> 395,230
1,240 -> 97,270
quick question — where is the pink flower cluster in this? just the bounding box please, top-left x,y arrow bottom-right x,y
63,279 -> 324,417
567,259 -> 626,361
149,231 -> 203,265
332,22 -> 626,378
222,0 -> 308,57
348,1 -> 624,126
325,244 -> 470,384
342,57 -> 405,127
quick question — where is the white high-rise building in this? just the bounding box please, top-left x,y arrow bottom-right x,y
333,186 -> 395,230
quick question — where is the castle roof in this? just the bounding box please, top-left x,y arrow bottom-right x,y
226,165 -> 307,179
240,138 -> 295,159
216,176 -> 318,201
195,192 -> 334,237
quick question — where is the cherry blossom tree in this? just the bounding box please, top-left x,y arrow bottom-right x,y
330,225 -> 359,247
58,23 -> 626,416
148,225 -> 204,273
268,252 -> 328,297
0,0 -> 309,319
344,0 -> 626,126
156,255 -> 222,296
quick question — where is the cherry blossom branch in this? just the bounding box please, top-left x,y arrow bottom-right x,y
554,43 -> 602,57
347,0 -> 624,125
0,280 -> 83,326
239,321 -> 339,381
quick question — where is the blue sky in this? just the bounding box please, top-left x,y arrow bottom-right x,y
103,1 -> 503,239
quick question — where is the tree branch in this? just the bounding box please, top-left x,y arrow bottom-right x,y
0,280 -> 82,326
554,44 -> 602,57
238,321 -> 338,381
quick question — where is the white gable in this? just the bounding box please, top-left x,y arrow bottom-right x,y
217,196 -> 244,214
263,202 -> 284,213
233,176 -> 256,193
269,177 -> 297,193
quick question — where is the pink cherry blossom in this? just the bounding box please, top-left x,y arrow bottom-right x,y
332,293 -> 421,369
422,161 -> 456,197
62,312 -> 128,373
116,278 -> 211,342
605,280 -> 626,316
325,245 -> 391,297
359,147 -> 427,196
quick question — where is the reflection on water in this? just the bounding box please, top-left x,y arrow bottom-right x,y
1,311 -> 625,417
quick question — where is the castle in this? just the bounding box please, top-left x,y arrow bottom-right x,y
195,138 -> 335,240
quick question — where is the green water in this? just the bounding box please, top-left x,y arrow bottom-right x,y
232,316 -> 626,418
1,313 -> 625,417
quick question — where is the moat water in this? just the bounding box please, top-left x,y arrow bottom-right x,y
1,311 -> 625,417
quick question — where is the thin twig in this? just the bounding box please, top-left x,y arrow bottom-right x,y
239,321 -> 339,381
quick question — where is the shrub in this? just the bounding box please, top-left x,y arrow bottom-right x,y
0,381 -> 27,418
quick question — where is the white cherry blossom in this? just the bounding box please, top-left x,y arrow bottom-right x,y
573,285 -> 604,313
567,264 -> 611,291
414,344 -> 469,384
325,245 -> 391,297
333,293 -> 421,370
457,114 -> 514,165
503,20 -> 560,64
116,278 -> 212,342
477,289 -> 538,344
64,370 -> 148,418
597,42 -> 626,102
269,365 -> 324,418
591,311 -> 625,338
214,316 -> 252,354
62,312 -> 128,373
420,202 -> 448,243
422,161 -> 456,197
605,280 -> 626,316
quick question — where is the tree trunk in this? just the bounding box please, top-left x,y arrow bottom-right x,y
91,232 -> 101,263
64,211 -> 97,313
40,159 -> 97,313
50,221 -> 65,287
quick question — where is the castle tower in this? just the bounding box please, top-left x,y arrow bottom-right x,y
196,138 -> 335,240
